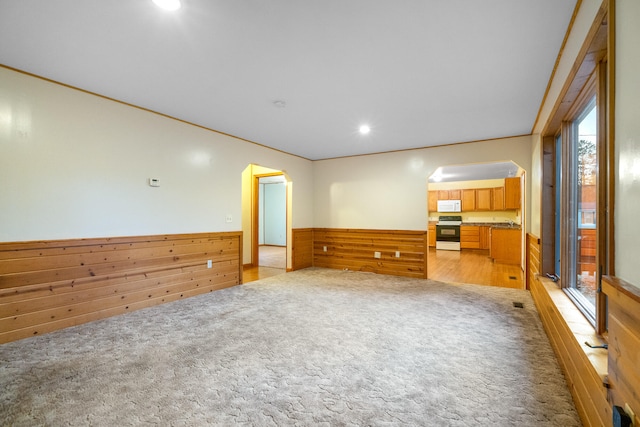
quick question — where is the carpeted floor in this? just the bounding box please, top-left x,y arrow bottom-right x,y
259,245 -> 286,269
0,268 -> 581,426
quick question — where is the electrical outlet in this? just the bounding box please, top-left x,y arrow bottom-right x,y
374,251 -> 381,259
395,251 -> 400,258
207,260 -> 212,269
225,214 -> 232,223
323,246 -> 327,252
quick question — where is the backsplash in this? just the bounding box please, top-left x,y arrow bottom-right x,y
429,211 -> 520,224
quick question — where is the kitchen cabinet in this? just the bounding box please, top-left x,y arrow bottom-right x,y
438,190 -> 450,200
432,180 -> 518,213
428,224 -> 436,247
461,189 -> 476,211
448,189 -> 461,200
460,226 -> 480,249
437,190 -> 461,201
492,187 -> 505,211
475,188 -> 493,211
479,226 -> 491,250
428,191 -> 438,212
490,227 -> 521,265
504,177 -> 521,209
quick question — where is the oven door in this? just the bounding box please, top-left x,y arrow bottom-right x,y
436,224 -> 460,242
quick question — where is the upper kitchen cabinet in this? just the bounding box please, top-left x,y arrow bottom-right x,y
475,188 -> 493,211
428,191 -> 438,212
448,189 -> 461,200
461,189 -> 476,211
428,162 -> 523,212
493,186 -> 505,211
437,190 -> 461,200
504,177 -> 521,210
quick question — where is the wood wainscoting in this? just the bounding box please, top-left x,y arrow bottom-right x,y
313,228 -> 427,279
525,233 -> 541,290
527,233 -> 610,426
602,276 -> 640,426
291,228 -> 313,271
0,232 -> 242,344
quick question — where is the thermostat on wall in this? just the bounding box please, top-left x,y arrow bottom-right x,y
148,178 -> 160,187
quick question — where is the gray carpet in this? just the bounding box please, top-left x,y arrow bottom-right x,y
0,268 -> 581,426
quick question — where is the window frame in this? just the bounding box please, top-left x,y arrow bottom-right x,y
559,87 -> 598,325
540,7 -> 612,335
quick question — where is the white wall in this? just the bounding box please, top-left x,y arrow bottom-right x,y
262,183 -> 286,246
530,0 -> 603,238
530,0 -> 640,289
615,0 -> 640,288
0,67 -> 314,242
313,135 -> 532,231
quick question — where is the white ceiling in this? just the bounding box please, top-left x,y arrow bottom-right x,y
0,0 -> 576,160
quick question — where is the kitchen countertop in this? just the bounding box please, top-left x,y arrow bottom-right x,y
461,222 -> 521,229
428,221 -> 521,230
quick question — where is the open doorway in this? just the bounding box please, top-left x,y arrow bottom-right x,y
241,164 -> 292,282
258,175 -> 286,269
426,161 -> 526,289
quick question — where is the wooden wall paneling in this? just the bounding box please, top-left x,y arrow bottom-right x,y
602,276 -> 640,426
526,233 -> 541,290
529,276 -> 610,426
531,279 -> 612,426
313,228 -> 427,279
292,228 -> 313,271
0,232 -> 242,344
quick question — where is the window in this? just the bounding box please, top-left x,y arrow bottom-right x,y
543,17 -> 611,334
559,100 -> 598,317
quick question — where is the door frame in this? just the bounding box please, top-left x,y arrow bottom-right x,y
252,172 -> 287,268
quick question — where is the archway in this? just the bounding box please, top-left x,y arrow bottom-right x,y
426,160 -> 525,288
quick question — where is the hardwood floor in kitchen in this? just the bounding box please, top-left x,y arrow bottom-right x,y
427,247 -> 524,289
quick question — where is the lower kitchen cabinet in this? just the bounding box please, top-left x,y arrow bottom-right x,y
428,224 -> 436,247
460,226 -> 480,249
479,226 -> 490,250
490,228 -> 521,265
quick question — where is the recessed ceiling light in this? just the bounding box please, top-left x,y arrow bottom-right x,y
359,124 -> 371,135
152,0 -> 181,11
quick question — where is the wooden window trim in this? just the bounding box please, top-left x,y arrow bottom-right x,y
540,3 -> 612,335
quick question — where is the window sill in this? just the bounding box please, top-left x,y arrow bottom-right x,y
537,276 -> 608,383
